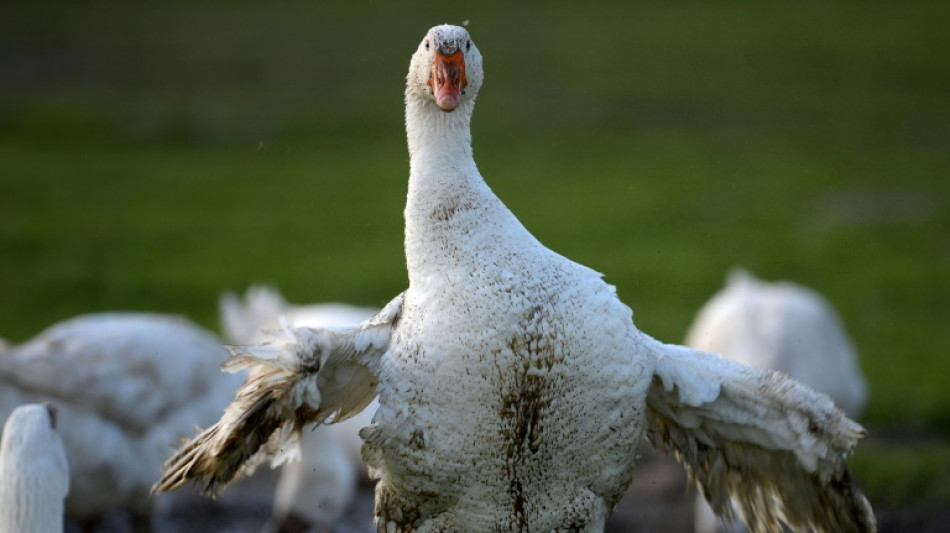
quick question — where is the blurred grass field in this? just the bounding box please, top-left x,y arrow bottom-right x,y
2,0 -> 949,511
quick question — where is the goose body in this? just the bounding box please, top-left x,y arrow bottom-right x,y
685,269 -> 868,418
155,25 -> 876,533
0,403 -> 69,533
0,313 -> 242,526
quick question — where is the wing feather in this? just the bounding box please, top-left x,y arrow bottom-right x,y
644,336 -> 875,532
152,293 -> 404,497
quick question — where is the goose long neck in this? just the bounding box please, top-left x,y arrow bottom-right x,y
406,93 -> 472,149
405,95 -> 476,191
403,93 -> 536,286
404,92 -> 483,217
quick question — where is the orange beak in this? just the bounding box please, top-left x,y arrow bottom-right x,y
428,50 -> 467,112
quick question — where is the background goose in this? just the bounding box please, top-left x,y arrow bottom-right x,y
687,269 -> 869,533
0,313 -> 243,531
0,403 -> 69,533
221,285 -> 378,347
155,25 -> 875,532
685,269 -> 868,418
221,285 -> 376,532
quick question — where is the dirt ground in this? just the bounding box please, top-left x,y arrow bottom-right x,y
68,454 -> 949,533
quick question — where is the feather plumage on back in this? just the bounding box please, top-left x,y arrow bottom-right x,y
685,269 -> 868,418
0,312 -> 243,529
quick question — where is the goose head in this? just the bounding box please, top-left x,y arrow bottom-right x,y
407,25 -> 483,112
1,403 -> 64,455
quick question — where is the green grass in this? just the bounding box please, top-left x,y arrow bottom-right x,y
851,429 -> 950,508
2,0 -> 949,508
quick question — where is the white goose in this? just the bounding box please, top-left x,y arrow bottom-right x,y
220,285 -> 378,347
687,269 -> 869,533
220,285 -> 377,532
0,313 -> 243,530
0,403 -> 69,533
685,269 -> 868,418
155,25 -> 876,532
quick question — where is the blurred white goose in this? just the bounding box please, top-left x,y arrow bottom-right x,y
0,313 -> 243,530
685,269 -> 867,418
220,285 -> 378,347
220,286 -> 377,532
155,25 -> 875,532
0,403 -> 69,533
687,269 -> 869,533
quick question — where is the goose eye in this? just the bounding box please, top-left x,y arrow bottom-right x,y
424,40 -> 430,50
466,40 -> 471,51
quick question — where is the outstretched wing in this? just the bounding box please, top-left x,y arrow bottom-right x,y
642,335 -> 875,533
152,293 -> 404,497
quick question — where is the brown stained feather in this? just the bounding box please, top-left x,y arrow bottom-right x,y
151,294 -> 402,498
645,372 -> 876,533
152,365 -> 316,496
